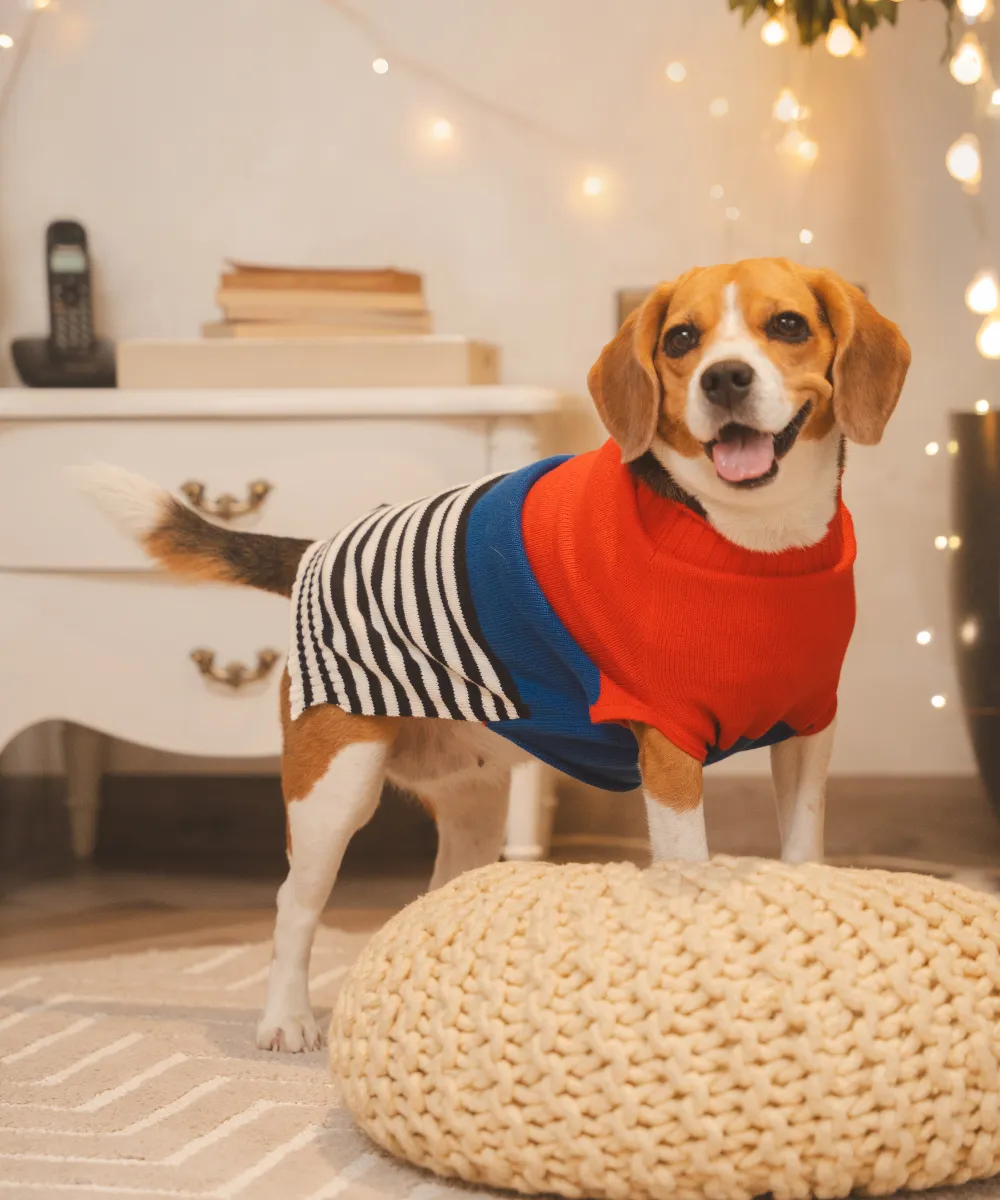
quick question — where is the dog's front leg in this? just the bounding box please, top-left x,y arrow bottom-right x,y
769,719 -> 836,864
632,723 -> 708,862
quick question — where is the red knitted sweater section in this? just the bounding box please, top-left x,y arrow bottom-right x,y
521,440 -> 857,762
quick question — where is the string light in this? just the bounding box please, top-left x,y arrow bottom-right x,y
581,175 -> 605,197
960,617 -> 980,645
773,88 -> 805,123
951,33 -> 987,84
945,134 -> 982,189
825,20 -> 859,58
795,136 -> 819,165
709,97 -> 729,117
949,534 -> 963,549
931,694 -> 947,709
916,630 -> 933,645
948,439 -> 960,454
934,535 -> 949,549
429,118 -> 453,141
0,34 -> 12,48
959,0 -> 989,15
799,229 -> 814,245
761,17 -> 789,46
778,126 -> 819,165
372,57 -> 389,74
20,0 -> 50,8
965,268 -> 999,314
976,315 -> 1000,358
925,441 -> 940,455
709,184 -> 724,200
726,206 -> 741,221
665,62 -> 686,83
974,397 -> 991,413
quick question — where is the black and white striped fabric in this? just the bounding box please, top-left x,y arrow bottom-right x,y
288,475 -> 528,724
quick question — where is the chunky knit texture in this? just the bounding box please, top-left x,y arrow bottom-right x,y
331,857 -> 1000,1200
522,442 -> 857,762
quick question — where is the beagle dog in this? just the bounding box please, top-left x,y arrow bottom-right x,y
79,257 -> 910,1053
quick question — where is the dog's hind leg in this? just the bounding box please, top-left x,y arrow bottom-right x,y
422,769 -> 511,891
257,675 -> 395,1053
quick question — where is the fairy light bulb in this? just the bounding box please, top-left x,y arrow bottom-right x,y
960,617 -> 980,645
709,97 -> 730,117
582,175 -> 605,197
934,535 -> 949,549
709,184 -> 724,200
796,136 -> 819,165
948,439 -> 959,454
799,229 -> 814,245
946,134 -> 982,188
372,58 -> 389,74
975,398 -> 991,413
0,33 -> 12,48
761,17 -> 789,46
976,316 -> 1000,359
931,694 -> 947,709
950,34 -> 986,85
965,268 -> 999,314
959,0 -> 988,13
773,88 -> 802,123
925,441 -> 940,455
916,630 -> 933,645
665,62 -> 686,83
825,20 -> 858,58
430,118 -> 454,141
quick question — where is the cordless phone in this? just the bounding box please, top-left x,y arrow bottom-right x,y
10,218 -> 116,386
46,220 -> 96,358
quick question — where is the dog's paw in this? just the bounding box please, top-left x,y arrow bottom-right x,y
256,1011 -> 323,1053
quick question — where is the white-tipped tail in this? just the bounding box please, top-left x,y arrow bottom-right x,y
68,463 -> 171,541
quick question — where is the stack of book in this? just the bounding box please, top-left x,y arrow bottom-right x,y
204,262 -> 433,339
116,261 -> 500,388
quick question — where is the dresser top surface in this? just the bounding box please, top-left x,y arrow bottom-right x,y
0,386 -> 582,422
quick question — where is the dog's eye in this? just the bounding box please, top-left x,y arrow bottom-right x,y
663,324 -> 700,358
767,311 -> 810,343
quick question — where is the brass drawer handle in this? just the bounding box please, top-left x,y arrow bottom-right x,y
191,647 -> 280,689
180,479 -> 272,521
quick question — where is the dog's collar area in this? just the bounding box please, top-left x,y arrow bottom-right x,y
629,452 -> 708,519
700,400 -> 813,490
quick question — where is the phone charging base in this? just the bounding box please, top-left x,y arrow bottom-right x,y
11,337 -> 117,388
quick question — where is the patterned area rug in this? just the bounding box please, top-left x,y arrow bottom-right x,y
0,923 -> 494,1199
2,868 -> 1000,1200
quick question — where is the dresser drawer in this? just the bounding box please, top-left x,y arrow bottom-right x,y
0,417 -> 490,570
2,572 -> 292,759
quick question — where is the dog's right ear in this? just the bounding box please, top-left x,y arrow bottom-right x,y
587,282 -> 677,463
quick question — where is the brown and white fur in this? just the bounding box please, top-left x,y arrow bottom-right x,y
76,258 -> 910,1052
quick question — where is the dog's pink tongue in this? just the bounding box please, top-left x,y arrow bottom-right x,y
712,430 -> 776,482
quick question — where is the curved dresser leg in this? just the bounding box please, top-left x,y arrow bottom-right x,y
63,724 -> 107,861
504,760 -> 558,862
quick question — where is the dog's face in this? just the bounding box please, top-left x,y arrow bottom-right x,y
589,258 -> 911,497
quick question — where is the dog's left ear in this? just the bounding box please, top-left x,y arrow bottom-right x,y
587,282 -> 677,462
803,268 -> 911,445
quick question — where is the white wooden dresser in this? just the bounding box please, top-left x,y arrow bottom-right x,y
0,387 -> 590,865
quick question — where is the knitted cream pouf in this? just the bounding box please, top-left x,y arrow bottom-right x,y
330,857 -> 1000,1200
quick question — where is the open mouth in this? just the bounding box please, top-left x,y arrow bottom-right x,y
703,401 -> 812,488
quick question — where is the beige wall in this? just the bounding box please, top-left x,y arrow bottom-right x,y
0,0 -> 988,776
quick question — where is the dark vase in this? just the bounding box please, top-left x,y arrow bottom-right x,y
950,411 -> 1000,817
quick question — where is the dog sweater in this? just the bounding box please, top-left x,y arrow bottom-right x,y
289,440 -> 857,791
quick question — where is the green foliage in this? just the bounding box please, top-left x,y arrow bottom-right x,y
728,0 -> 955,47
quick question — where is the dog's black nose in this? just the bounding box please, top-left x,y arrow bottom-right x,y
700,359 -> 755,408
